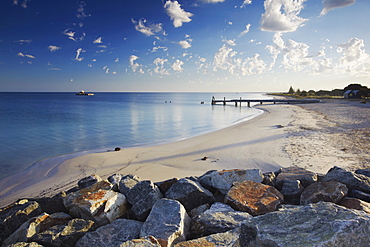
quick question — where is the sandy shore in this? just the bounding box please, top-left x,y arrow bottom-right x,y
0,99 -> 369,207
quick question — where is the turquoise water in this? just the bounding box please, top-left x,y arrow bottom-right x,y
0,92 -> 268,180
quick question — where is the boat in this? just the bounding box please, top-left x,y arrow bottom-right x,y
76,90 -> 94,96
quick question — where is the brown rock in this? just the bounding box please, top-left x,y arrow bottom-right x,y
339,197 -> 370,214
224,180 -> 284,216
300,182 -> 348,205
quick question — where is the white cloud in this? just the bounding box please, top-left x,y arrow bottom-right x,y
164,1 -> 193,28
13,0 -> 29,8
337,37 -> 370,75
17,52 -> 35,58
129,55 -> 144,73
93,37 -> 103,43
239,24 -> 251,37
132,18 -> 163,36
115,58 -> 119,62
171,60 -> 184,72
321,0 -> 356,16
75,48 -> 84,61
76,1 -> 90,19
240,54 -> 267,76
260,0 -> 308,32
48,45 -> 61,52
62,29 -> 85,42
15,40 -> 32,44
223,39 -> 236,46
213,44 -> 238,72
241,0 -> 252,8
153,58 -> 170,75
200,0 -> 225,3
151,46 -> 169,52
178,40 -> 192,49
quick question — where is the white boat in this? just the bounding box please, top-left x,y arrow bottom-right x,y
76,90 -> 94,96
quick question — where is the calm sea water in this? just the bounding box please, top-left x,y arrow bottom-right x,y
0,92 -> 268,180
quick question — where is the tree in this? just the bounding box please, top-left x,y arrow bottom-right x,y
288,86 -> 295,94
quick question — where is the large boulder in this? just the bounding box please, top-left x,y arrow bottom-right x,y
140,199 -> 190,247
77,175 -> 102,189
349,189 -> 370,203
165,178 -> 215,212
355,168 -> 370,178
127,180 -> 163,221
107,173 -> 123,192
246,202 -> 370,246
198,169 -> 263,194
224,180 -> 284,216
323,166 -> 370,193
31,218 -> 95,247
175,228 -> 240,247
300,181 -> 348,205
63,181 -> 128,226
275,166 -> 317,188
0,200 -> 42,245
75,218 -> 143,247
339,197 -> 370,214
119,236 -> 161,247
279,179 -> 304,204
2,212 -> 72,246
119,175 -> 141,196
6,242 -> 44,247
190,202 -> 252,239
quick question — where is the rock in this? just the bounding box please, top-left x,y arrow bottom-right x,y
63,182 -> 128,226
355,168 -> 370,178
224,180 -> 284,216
247,201 -> 370,246
190,202 -> 252,239
0,200 -> 42,245
165,178 -> 215,212
339,197 -> 370,214
279,179 -> 304,204
31,218 -> 94,247
189,204 -> 210,219
127,180 -> 163,221
32,194 -> 67,214
75,218 -> 143,247
114,147 -> 121,151
119,175 -> 141,196
175,228 -> 240,247
324,166 -> 370,193
78,175 -> 102,189
275,166 -> 317,188
300,181 -> 348,205
155,178 -> 178,195
3,212 -> 72,246
140,199 -> 190,247
6,242 -> 44,247
349,189 -> 370,202
120,236 -> 161,247
198,169 -> 263,194
107,173 -> 123,192
262,172 -> 276,186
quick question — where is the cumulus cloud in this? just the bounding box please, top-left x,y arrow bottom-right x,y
75,48 -> 84,61
13,0 -> 29,8
178,40 -> 192,49
239,24 -> 251,37
213,44 -> 238,72
223,39 -> 236,46
151,46 -> 168,52
260,0 -> 308,32
200,0 -> 225,3
15,40 -> 32,44
153,58 -> 170,75
132,18 -> 163,36
76,1 -> 90,19
164,1 -> 193,28
48,45 -> 61,52
129,55 -> 144,73
171,60 -> 184,72
17,52 -> 35,58
337,37 -> 370,75
321,0 -> 356,16
241,0 -> 252,8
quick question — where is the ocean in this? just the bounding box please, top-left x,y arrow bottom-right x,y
0,92 -> 269,180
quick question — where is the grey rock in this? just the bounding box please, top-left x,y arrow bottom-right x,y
175,228 -> 240,247
119,236 -> 161,247
127,181 -> 163,221
324,166 -> 370,193
262,172 -> 276,186
280,179 -> 304,204
247,201 -> 370,246
300,181 -> 348,205
108,174 -> 123,192
189,204 -> 210,219
198,169 -> 263,194
119,175 -> 141,196
0,200 -> 42,245
33,194 -> 67,215
155,178 -> 178,195
339,197 -> 370,214
140,199 -> 190,247
75,219 -> 143,247
78,175 -> 102,189
355,168 -> 370,178
6,242 -> 44,247
190,202 -> 252,238
276,166 -> 317,188
165,178 -> 215,211
348,189 -> 370,203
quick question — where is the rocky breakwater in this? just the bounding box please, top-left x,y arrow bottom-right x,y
1,166 -> 370,247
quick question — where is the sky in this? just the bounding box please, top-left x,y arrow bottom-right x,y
0,0 -> 369,92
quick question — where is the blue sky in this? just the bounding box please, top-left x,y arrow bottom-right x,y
0,0 -> 369,92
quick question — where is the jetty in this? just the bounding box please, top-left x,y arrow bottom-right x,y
211,96 -> 320,107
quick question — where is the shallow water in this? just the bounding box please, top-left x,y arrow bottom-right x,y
0,92 -> 268,180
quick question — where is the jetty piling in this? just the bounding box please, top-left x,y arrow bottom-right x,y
211,96 -> 320,107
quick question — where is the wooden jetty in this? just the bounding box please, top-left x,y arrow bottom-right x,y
211,96 -> 320,107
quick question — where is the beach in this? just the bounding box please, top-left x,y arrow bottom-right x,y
0,99 -> 369,207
